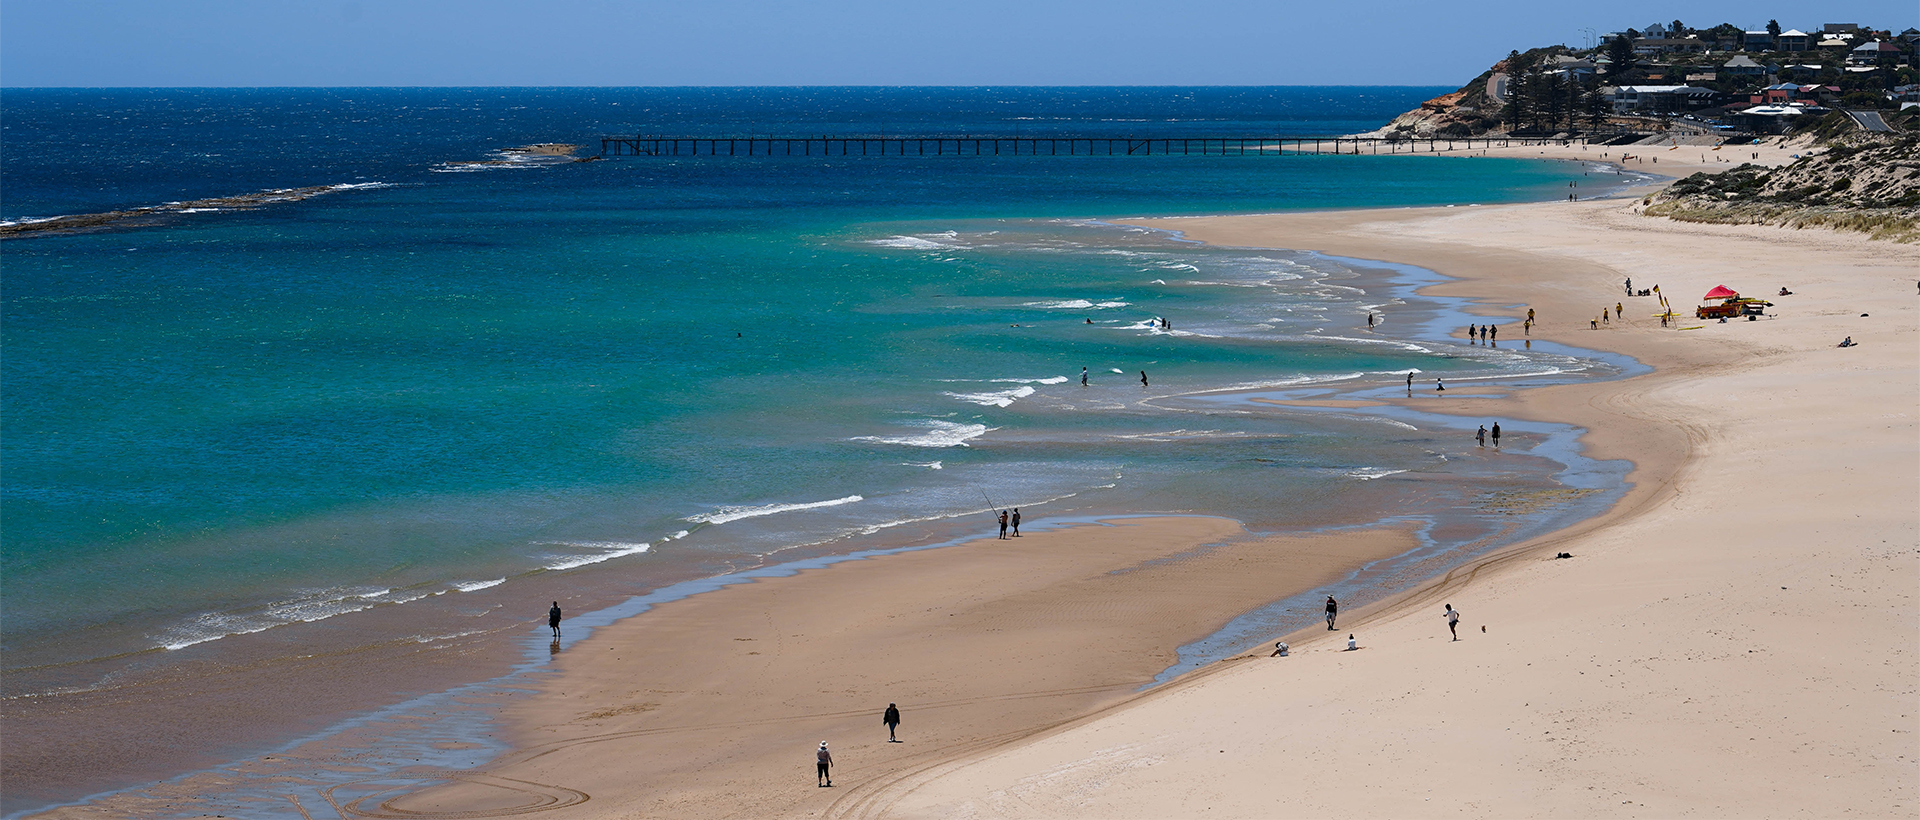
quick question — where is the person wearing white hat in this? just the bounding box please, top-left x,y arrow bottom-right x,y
816,741 -> 833,787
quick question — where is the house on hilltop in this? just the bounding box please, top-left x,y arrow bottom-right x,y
1722,55 -> 1768,77
1848,41 -> 1903,66
1776,30 -> 1811,51
1744,30 -> 1775,50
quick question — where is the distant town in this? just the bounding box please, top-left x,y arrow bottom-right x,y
1380,20 -> 1917,139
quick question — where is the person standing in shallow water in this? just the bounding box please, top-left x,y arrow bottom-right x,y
883,703 -> 902,742
1477,425 -> 1487,447
1491,422 -> 1501,447
1325,596 -> 1339,630
1011,508 -> 1021,537
548,601 -> 562,639
1140,371 -> 1148,387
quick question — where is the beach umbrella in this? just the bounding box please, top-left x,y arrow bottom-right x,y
1702,285 -> 1739,300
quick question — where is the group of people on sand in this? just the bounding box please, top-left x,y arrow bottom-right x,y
1466,323 -> 1498,343
1271,596 -> 1472,657
1476,422 -> 1502,447
996,507 -> 1022,539
811,702 -> 906,787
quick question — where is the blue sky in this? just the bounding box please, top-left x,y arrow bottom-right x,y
2,0 -> 1912,87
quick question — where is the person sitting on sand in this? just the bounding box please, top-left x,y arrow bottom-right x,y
1271,641 -> 1290,657
1436,379 -> 1445,392
1346,634 -> 1358,651
1779,287 -> 1793,296
1839,337 -> 1855,348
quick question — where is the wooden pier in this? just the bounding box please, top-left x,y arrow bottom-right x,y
599,135 -> 1567,158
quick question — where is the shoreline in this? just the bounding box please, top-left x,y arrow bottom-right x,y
16,141 -> 1889,817
14,189 -> 1655,816
876,149 -> 1919,816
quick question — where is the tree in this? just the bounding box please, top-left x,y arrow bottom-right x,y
1607,37 -> 1636,77
1585,80 -> 1612,129
1671,19 -> 1687,37
1766,19 -> 1782,39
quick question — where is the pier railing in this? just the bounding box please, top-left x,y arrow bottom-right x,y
598,135 -> 1572,158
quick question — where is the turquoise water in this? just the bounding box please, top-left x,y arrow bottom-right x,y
2,88 -> 1604,691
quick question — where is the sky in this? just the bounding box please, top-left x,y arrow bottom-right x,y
2,0 -> 1913,88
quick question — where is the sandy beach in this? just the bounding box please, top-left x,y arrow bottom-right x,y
26,143 -> 1916,819
870,153 -> 1920,817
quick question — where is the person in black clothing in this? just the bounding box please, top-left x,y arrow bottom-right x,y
1011,508 -> 1021,537
549,601 -> 562,639
1491,422 -> 1501,447
884,703 -> 902,742
1325,596 -> 1339,630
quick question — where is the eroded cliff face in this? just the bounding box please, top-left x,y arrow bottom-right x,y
1358,68 -> 1505,139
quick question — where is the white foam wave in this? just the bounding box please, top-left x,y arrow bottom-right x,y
155,586 -> 407,651
945,385 -> 1035,407
1025,299 -> 1131,310
453,578 -> 506,592
904,461 -> 944,469
866,235 -> 960,251
543,541 -> 652,571
1348,468 -> 1410,481
851,420 -> 992,448
988,376 -> 1068,385
685,495 -> 864,526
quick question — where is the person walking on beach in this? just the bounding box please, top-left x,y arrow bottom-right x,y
1489,325 -> 1497,342
1615,303 -> 1623,320
1011,508 -> 1021,537
548,601 -> 562,639
1524,318 -> 1531,335
1140,371 -> 1149,387
1527,308 -> 1535,324
1444,604 -> 1461,640
816,742 -> 833,787
1477,425 -> 1486,447
883,704 -> 902,742
1325,596 -> 1339,630
998,509 -> 1008,540
1491,422 -> 1501,447
1406,372 -> 1414,391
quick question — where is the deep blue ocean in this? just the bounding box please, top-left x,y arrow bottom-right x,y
2,88 -> 1609,704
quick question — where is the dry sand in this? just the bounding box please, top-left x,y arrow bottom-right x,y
872,171 -> 1920,818
340,518 -> 1422,819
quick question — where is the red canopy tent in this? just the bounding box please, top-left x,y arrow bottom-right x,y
1703,285 -> 1739,300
